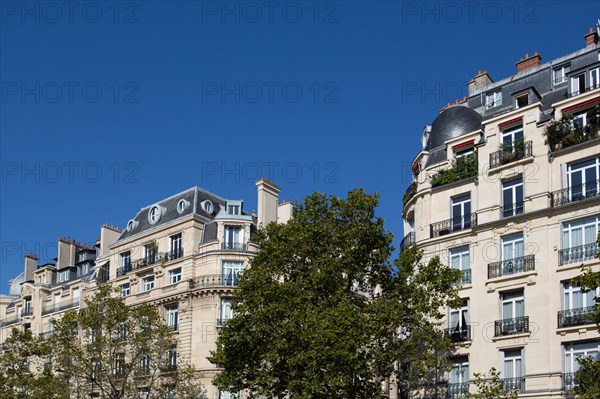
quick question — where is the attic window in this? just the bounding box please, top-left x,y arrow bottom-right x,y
126,220 -> 136,232
228,205 -> 240,215
515,93 -> 528,109
201,200 -> 214,214
486,91 -> 502,109
148,205 -> 161,225
177,199 -> 190,214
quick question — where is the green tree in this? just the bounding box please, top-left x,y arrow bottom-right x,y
571,234 -> 600,399
0,328 -> 68,399
466,368 -> 518,399
45,284 -> 206,399
209,189 -> 461,399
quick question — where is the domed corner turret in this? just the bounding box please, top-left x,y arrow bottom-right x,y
424,106 -> 482,151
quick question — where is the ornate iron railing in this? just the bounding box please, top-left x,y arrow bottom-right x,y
559,242 -> 600,265
221,242 -> 248,251
562,372 -> 578,390
558,306 -> 596,328
488,255 -> 535,279
501,201 -> 524,218
42,298 -> 80,315
191,274 -> 240,289
0,314 -> 20,327
489,140 -> 532,169
400,232 -> 415,251
494,316 -> 529,336
446,382 -> 469,398
551,179 -> 600,207
445,325 -> 471,343
501,377 -> 525,393
569,83 -> 600,97
430,214 -> 477,238
168,248 -> 184,260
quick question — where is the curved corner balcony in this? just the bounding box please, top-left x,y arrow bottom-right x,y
430,214 -> 477,238
400,232 -> 415,251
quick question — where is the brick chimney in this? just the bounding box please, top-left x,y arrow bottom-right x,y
585,27 -> 599,47
516,52 -> 542,73
467,70 -> 493,96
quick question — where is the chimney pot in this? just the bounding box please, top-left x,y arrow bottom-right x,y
516,52 -> 542,73
585,27 -> 599,47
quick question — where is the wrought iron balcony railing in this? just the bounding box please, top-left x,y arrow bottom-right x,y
558,306 -> 596,328
551,179 -> 600,207
501,201 -> 524,218
221,242 -> 248,251
489,140 -> 533,169
445,325 -> 471,343
168,248 -> 184,260
0,314 -> 20,327
494,316 -> 529,336
559,242 -> 600,266
191,274 -> 240,289
501,377 -> 525,393
400,232 -> 415,251
41,298 -> 80,316
488,255 -> 535,279
116,265 -> 132,277
446,382 -> 469,398
430,214 -> 477,238
562,372 -> 578,390
569,82 -> 600,97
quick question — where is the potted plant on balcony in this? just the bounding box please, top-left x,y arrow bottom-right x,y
544,116 -> 573,151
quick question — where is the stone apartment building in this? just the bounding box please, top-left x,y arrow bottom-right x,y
0,178 -> 291,399
401,27 -> 600,397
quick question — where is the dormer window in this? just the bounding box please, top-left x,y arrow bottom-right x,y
515,93 -> 529,109
553,64 -> 570,85
591,68 -> 599,90
486,91 -> 502,109
421,126 -> 431,150
226,201 -> 242,216
571,74 -> 586,96
148,205 -> 161,225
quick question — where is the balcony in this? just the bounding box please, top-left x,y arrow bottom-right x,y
558,306 -> 596,328
403,181 -> 417,207
501,201 -> 524,219
400,232 -> 415,251
551,179 -> 600,207
0,314 -> 20,328
445,325 -> 471,343
568,82 -> 600,97
559,242 -> 600,265
221,242 -> 247,251
430,152 -> 478,188
42,297 -> 80,316
562,372 -> 578,391
132,255 -> 159,270
168,248 -> 184,261
446,382 -> 469,398
488,255 -> 535,279
191,274 -> 240,289
21,307 -> 33,317
494,316 -> 529,336
501,377 -> 525,393
430,214 -> 477,238
116,264 -> 132,277
489,140 -> 533,169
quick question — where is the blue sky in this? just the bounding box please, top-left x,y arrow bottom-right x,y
1,0 -> 599,293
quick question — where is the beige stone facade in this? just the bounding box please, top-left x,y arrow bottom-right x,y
402,30 -> 600,398
0,178 -> 287,399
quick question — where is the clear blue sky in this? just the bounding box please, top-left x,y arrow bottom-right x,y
1,1 -> 599,293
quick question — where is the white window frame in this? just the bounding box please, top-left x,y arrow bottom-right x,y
170,234 -> 183,258
165,304 -> 179,330
222,261 -> 244,286
168,268 -> 182,285
502,349 -> 523,379
562,215 -> 600,250
449,356 -> 469,385
564,342 -> 600,374
571,73 -> 586,95
501,290 -> 524,321
121,252 -> 131,269
142,276 -> 155,292
448,298 -> 469,330
501,125 -> 524,150
563,281 -> 599,310
591,67 -> 600,89
486,91 -> 502,108
120,283 -> 130,298
502,177 -> 524,218
553,64 -> 570,85
220,298 -> 234,322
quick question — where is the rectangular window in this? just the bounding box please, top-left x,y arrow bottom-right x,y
591,68 -> 600,89
502,349 -> 523,391
449,246 -> 470,284
220,298 -> 234,325
449,356 -> 469,385
142,276 -> 155,292
515,93 -> 528,109
561,215 -> 600,264
224,226 -> 244,249
567,157 -> 599,200
120,283 -> 130,298
502,177 -> 524,218
501,233 -> 524,262
143,244 -> 157,264
553,64 -> 570,84
486,91 -> 502,108
165,304 -> 179,331
114,353 -> 125,376
120,252 -> 131,273
563,281 -> 599,310
138,354 -> 151,375
500,291 -> 525,334
23,298 -> 32,316
449,298 -> 469,331
58,269 -> 71,283
501,125 -> 524,152
227,201 -> 242,215
571,74 -> 586,95
222,261 -> 244,286
564,342 -> 600,374
168,268 -> 182,285
169,234 -> 183,260
166,346 -> 177,369
451,194 -> 471,232
220,392 -> 240,399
